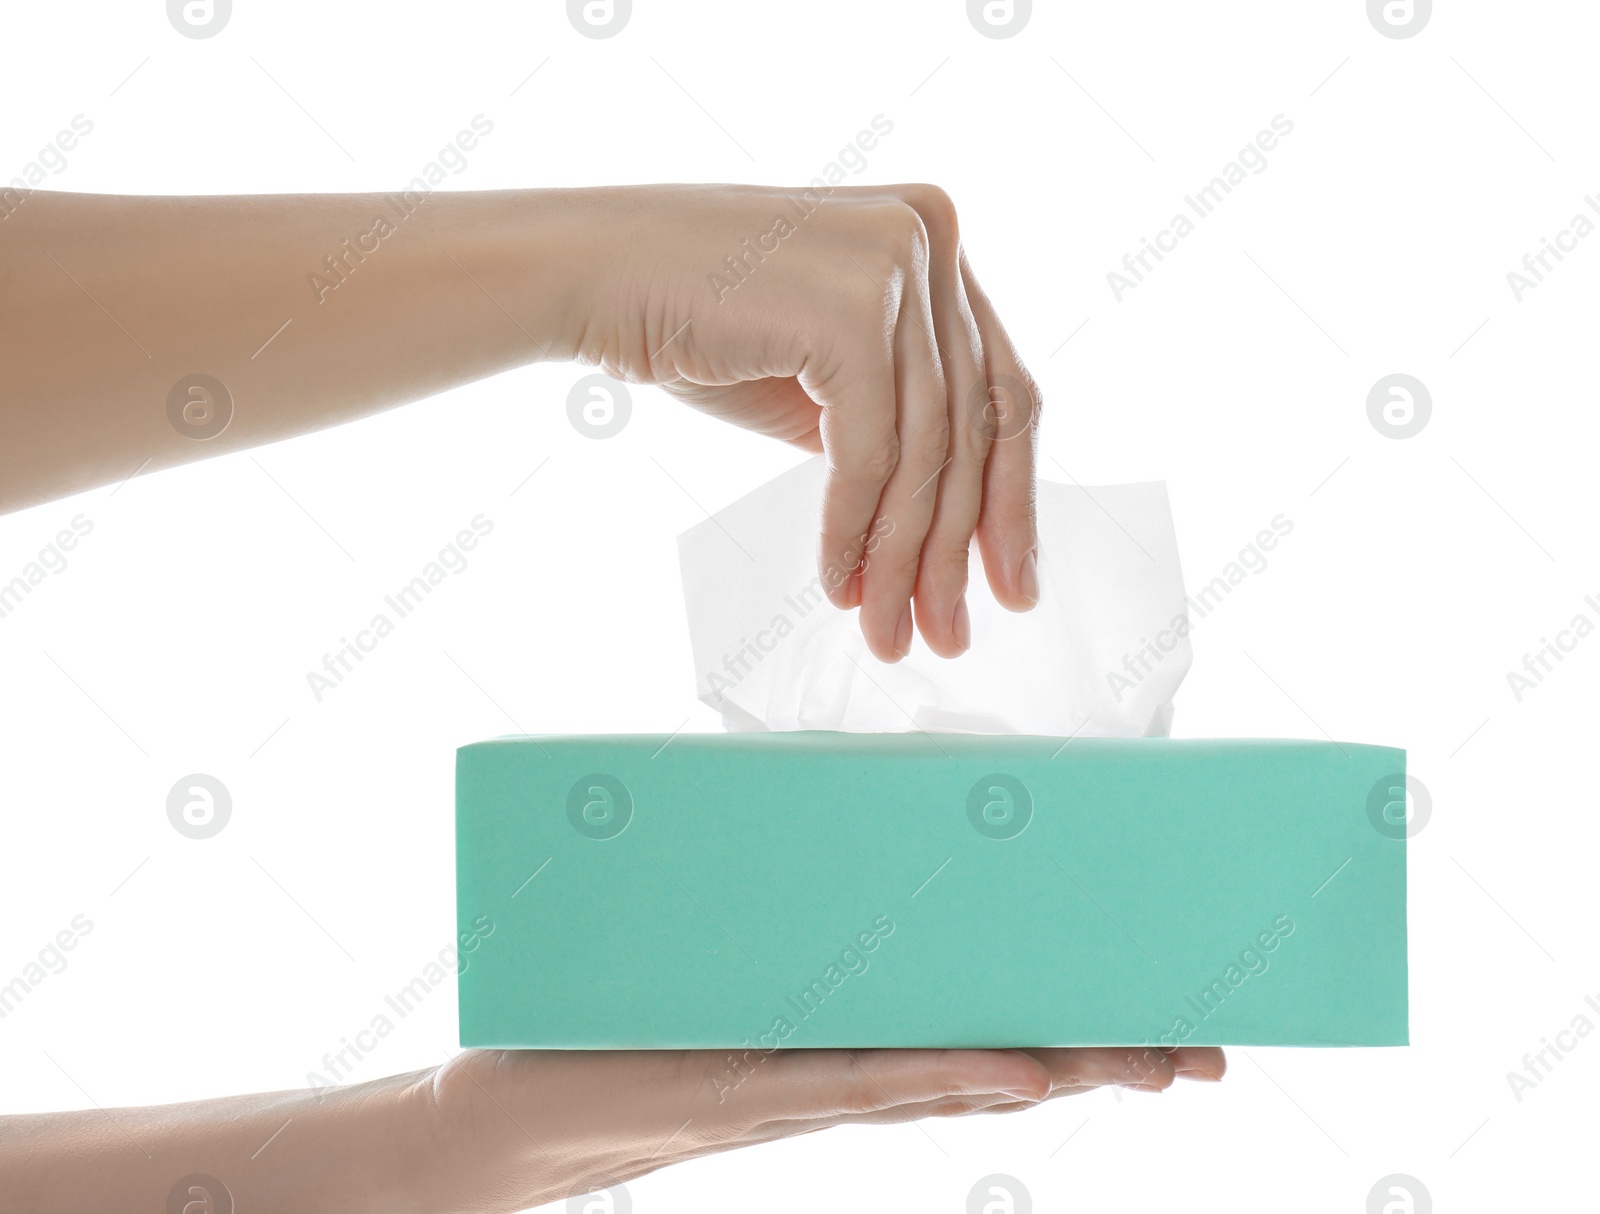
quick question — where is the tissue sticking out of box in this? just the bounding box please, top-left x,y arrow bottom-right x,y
677,456 -> 1191,735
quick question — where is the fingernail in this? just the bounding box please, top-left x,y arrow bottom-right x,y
894,603 -> 914,658
1177,1070 -> 1222,1082
1120,1082 -> 1165,1094
1000,1088 -> 1040,1102
952,595 -> 971,652
1017,550 -> 1039,606
845,571 -> 862,609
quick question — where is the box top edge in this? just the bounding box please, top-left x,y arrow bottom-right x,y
457,733 -> 1404,757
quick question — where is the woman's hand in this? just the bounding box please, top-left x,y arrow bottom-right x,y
420,1044 -> 1225,1211
5,184 -> 1036,662
569,184 -> 1042,663
1,1045 -> 1223,1212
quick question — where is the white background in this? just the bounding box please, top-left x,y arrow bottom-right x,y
2,1 -> 1596,1210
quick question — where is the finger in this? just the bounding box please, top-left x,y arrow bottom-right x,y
960,251 -> 1041,613
824,1089 -> 1032,1127
856,244 -> 949,662
803,319 -> 901,615
967,1094 -> 1095,1115
1015,1046 -> 1179,1093
743,1048 -> 1051,1122
895,188 -> 990,658
1169,1046 -> 1227,1081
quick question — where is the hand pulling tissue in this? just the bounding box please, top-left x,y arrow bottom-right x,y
454,458 -> 1408,1049
676,456 -> 1191,736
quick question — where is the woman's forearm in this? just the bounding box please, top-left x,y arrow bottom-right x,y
1,1069 -> 455,1214
0,189 -> 600,513
4,178 -> 1049,661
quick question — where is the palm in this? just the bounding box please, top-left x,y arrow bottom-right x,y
428,1044 -> 1224,1209
658,377 -> 824,451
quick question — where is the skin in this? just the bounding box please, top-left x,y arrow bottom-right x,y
0,184 -> 1042,659
3,1046 -> 1225,1211
0,186 -> 1224,1210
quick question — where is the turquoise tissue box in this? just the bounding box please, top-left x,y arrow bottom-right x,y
456,733 -> 1407,1049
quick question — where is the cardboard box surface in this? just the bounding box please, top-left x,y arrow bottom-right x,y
456,734 -> 1408,1049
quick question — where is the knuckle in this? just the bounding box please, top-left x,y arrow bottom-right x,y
835,1056 -> 884,1116
1013,367 -> 1044,425
873,542 -> 922,587
987,368 -> 1043,442
956,388 -> 997,459
869,199 -> 929,263
833,269 -> 891,319
836,1085 -> 880,1117
843,432 -> 900,487
1125,1047 -> 1174,1085
913,415 -> 952,470
920,540 -> 972,589
1021,372 -> 1044,426
903,183 -> 961,251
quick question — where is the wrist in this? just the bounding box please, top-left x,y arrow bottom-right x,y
233,1070 -> 452,1214
418,188 -> 615,370
492,184 -> 674,380
355,1063 -> 528,1214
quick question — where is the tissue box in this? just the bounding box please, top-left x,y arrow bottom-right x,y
456,734 -> 1407,1049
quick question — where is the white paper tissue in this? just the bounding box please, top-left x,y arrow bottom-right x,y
678,456 -> 1191,736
